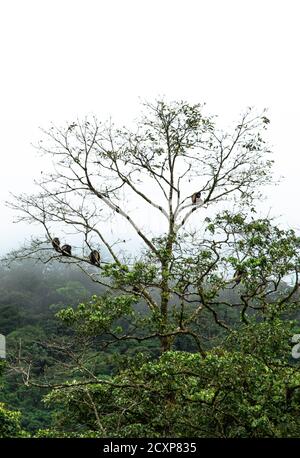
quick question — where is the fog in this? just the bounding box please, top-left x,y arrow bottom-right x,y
1,0 -> 300,255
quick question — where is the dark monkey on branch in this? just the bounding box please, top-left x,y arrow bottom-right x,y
191,191 -> 202,205
89,250 -> 100,266
52,237 -> 61,253
61,244 -> 72,256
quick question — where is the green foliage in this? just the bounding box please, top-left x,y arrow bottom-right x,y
40,318 -> 300,437
57,294 -> 137,336
32,308 -> 300,438
0,402 -> 27,438
101,262 -> 158,290
0,363 -> 27,437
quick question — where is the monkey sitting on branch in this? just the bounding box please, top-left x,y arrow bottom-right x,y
89,250 -> 100,266
52,237 -> 61,253
191,191 -> 203,205
61,244 -> 72,256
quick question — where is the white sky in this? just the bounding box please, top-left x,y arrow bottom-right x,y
1,0 -> 300,254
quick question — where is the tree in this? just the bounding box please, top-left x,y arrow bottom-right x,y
6,100 -> 300,437
8,100 -> 276,351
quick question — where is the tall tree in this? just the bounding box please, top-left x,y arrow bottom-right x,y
7,100 -> 300,438
8,100 -> 278,352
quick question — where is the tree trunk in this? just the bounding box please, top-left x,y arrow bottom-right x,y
159,233 -> 174,352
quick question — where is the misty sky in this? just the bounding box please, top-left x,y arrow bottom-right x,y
1,0 -> 300,255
